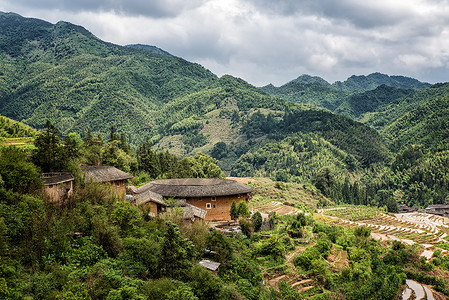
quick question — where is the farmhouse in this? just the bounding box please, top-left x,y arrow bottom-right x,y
130,184 -> 207,222
141,178 -> 254,221
42,172 -> 74,202
426,203 -> 449,217
398,204 -> 419,213
81,165 -> 133,197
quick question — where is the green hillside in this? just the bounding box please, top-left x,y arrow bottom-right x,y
261,81 -> 347,111
331,72 -> 430,92
0,115 -> 37,138
361,83 -> 449,130
334,85 -> 414,119
382,83 -> 449,151
0,12 -> 216,143
0,12 -> 391,178
261,73 -> 427,122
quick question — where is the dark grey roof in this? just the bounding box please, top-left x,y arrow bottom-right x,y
81,165 -> 133,183
142,178 -> 254,197
134,189 -> 165,206
183,203 -> 207,219
199,259 -> 220,271
426,204 -> 449,209
42,173 -> 74,185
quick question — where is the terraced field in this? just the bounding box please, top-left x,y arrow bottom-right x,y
0,137 -> 35,149
320,208 -> 449,257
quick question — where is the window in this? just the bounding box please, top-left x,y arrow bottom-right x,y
213,204 -> 216,208
206,203 -> 211,209
211,196 -> 216,201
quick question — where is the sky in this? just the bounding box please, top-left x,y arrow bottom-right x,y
1,0 -> 448,86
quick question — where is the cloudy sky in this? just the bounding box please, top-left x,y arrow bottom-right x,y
1,0 -> 448,86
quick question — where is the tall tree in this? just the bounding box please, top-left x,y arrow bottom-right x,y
32,120 -> 65,172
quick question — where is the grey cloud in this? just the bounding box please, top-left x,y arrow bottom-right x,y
248,0 -> 413,28
5,0 -> 206,18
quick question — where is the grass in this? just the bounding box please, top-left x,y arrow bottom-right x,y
244,177 -> 326,213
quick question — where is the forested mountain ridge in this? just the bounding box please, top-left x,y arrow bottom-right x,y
261,72 -> 431,122
0,12 -> 391,178
0,12 -> 216,143
331,72 -> 431,92
381,83 -> 449,152
126,44 -> 174,57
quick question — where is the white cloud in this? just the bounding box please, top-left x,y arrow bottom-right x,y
0,0 -> 448,85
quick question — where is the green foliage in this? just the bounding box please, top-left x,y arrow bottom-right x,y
159,222 -> 194,279
0,115 -> 37,139
32,120 -> 66,172
0,147 -> 41,193
237,201 -> 250,219
206,230 -> 233,265
251,212 -> 263,232
102,140 -> 137,173
230,201 -> 238,221
254,235 -> 286,260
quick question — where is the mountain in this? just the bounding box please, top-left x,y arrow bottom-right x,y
380,83 -> 449,151
260,81 -> 347,111
331,72 -> 431,92
261,72 -> 429,122
0,12 -> 392,179
0,12 -> 216,144
126,44 -> 173,57
333,85 -> 414,119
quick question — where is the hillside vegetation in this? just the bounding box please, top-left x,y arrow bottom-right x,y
0,12 -> 391,181
2,12 -> 449,210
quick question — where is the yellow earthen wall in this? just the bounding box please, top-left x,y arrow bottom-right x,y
44,181 -> 73,203
187,194 -> 250,221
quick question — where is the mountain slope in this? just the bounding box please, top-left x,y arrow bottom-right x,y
381,83 -> 449,151
0,12 -> 393,180
0,12 -> 216,143
261,73 -> 429,122
331,72 -> 430,92
0,114 -> 37,138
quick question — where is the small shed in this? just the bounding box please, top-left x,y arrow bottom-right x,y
42,172 -> 74,203
199,259 -> 220,271
81,165 -> 133,197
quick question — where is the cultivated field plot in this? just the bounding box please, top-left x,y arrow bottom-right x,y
320,207 -> 449,251
0,137 -> 35,149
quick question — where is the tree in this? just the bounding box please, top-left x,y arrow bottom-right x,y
237,201 -> 250,218
64,132 -> 83,160
312,166 -> 334,197
251,212 -> 263,232
159,222 -> 194,279
181,152 -> 225,178
230,201 -> 238,221
0,147 -> 41,193
211,142 -> 227,159
32,120 -> 65,172
102,141 -> 137,173
137,138 -> 161,178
